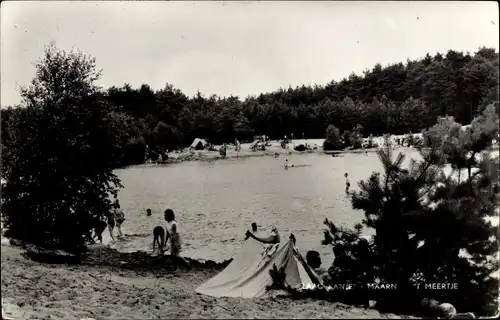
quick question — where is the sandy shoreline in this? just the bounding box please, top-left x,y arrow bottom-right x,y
139,141 -> 498,167
131,140 -> 391,168
1,243 -> 417,319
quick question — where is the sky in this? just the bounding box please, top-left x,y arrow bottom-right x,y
1,1 -> 499,107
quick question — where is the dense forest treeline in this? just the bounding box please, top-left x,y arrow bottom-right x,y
2,47 -> 499,167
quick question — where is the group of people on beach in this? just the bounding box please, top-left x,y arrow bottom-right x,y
91,203 -> 126,244
89,200 -> 342,283
91,204 -> 190,265
90,201 -> 190,261
150,208 -> 183,258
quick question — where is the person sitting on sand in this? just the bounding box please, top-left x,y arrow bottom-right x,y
146,208 -> 152,216
285,158 -> 289,169
288,235 -> 326,283
245,226 -> 280,244
306,250 -> 328,280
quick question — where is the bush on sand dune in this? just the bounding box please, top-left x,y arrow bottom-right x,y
1,42 -> 123,255
323,125 -> 344,151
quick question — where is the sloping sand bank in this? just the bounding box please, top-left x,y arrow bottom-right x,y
1,244 -> 417,319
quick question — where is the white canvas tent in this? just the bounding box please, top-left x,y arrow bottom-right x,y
250,139 -> 265,151
195,238 -> 322,298
250,139 -> 263,147
190,138 -> 208,150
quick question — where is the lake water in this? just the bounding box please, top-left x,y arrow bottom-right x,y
107,149 -> 431,268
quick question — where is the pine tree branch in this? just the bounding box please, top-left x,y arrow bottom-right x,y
418,184 -> 435,202
416,156 -> 434,183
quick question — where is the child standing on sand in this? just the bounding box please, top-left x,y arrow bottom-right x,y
164,208 -> 191,268
164,209 -> 182,256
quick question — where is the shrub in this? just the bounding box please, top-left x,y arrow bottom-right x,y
342,130 -> 363,149
294,144 -> 306,152
350,132 -> 363,149
322,106 -> 499,316
323,125 -> 344,151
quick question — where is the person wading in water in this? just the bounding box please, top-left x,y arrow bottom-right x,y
344,173 -> 351,195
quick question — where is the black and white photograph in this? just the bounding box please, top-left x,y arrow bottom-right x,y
1,1 -> 499,319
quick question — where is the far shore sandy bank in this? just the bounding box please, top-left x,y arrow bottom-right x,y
129,139 -> 413,168
127,140 -> 498,169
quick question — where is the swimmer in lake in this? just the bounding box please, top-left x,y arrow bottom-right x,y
251,222 -> 258,233
345,173 -> 350,195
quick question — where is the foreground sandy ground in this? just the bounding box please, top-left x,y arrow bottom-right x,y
1,244 -> 416,320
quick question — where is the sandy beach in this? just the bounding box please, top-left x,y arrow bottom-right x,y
164,140 -> 323,164
1,242 -> 417,320
142,138 -> 387,167
147,135 -> 498,167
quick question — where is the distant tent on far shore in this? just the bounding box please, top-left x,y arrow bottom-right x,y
190,138 -> 208,150
250,139 -> 261,147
